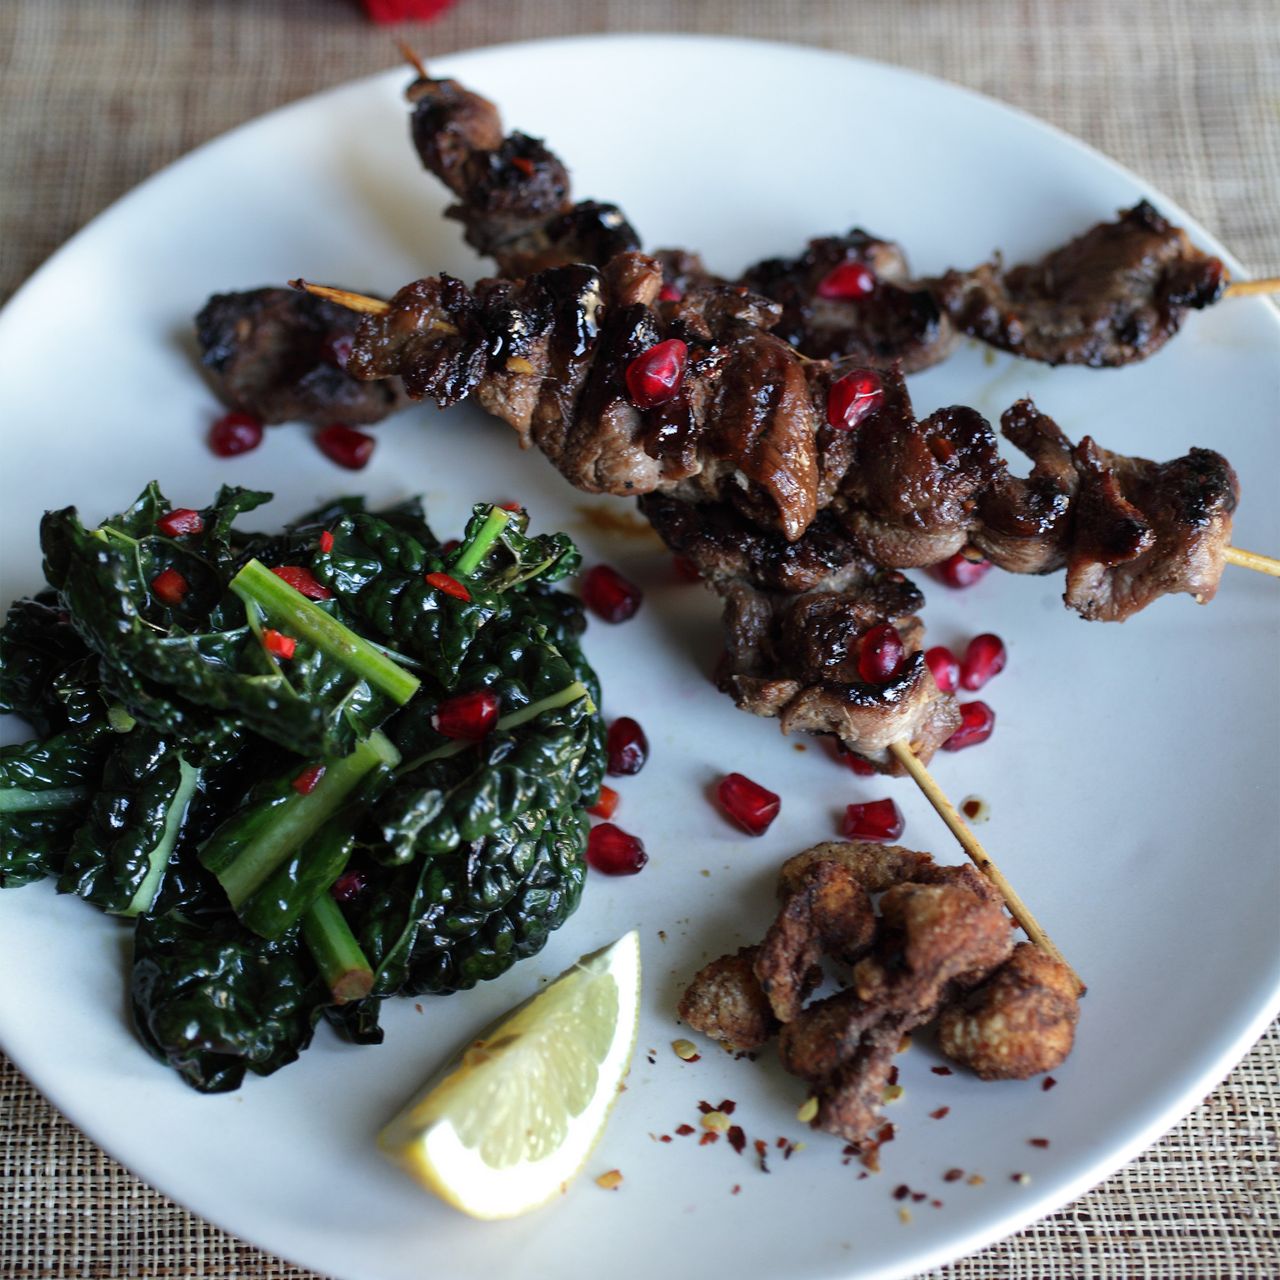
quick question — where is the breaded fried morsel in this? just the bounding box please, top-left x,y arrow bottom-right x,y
936,941 -> 1080,1079
677,946 -> 778,1052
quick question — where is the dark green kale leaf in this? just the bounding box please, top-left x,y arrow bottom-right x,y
452,502 -> 580,589
0,592 -> 94,735
131,910 -> 325,1093
0,721 -> 112,888
56,728 -> 200,916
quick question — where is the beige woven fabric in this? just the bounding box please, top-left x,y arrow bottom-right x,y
0,1 -> 1277,1277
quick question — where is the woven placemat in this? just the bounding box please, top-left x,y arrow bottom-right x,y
1,2 -> 1277,1277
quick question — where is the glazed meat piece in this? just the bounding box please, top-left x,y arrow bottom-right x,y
930,201 -> 1227,367
754,859 -> 877,1021
195,288 -> 411,426
677,946 -> 778,1052
937,942 -> 1080,1079
742,229 -> 959,373
406,70 -> 640,276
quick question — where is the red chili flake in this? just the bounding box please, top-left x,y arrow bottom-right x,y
587,785 -> 620,819
893,1185 -> 910,1201
775,1138 -> 787,1149
727,1125 -> 746,1154
944,1169 -> 964,1183
931,1200 -> 943,1209
150,567 -> 190,606
697,1101 -> 714,1114
675,1124 -> 696,1136
930,1107 -> 950,1120
912,1192 -> 927,1202
877,1123 -> 896,1145
753,1139 -> 770,1173
699,1132 -> 719,1146
1029,1138 -> 1050,1149
499,501 -> 523,512
783,1142 -> 796,1161
1042,1076 -> 1058,1091
271,565 -> 333,601
319,530 -> 335,553
932,1066 -> 953,1076
731,1184 -> 741,1195
1011,1172 -> 1030,1185
659,1134 -> 672,1143
292,763 -> 326,796
425,571 -> 471,602
718,1099 -> 737,1115
157,508 -> 205,538
262,628 -> 297,660
888,1065 -> 900,1086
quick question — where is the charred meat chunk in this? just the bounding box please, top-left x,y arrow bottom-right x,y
930,201 -> 1227,367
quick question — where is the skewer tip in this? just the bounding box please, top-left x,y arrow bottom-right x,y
395,39 -> 429,80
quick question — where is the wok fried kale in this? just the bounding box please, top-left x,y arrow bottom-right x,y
1,484 -> 606,1091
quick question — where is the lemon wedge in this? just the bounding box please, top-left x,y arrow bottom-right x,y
378,930 -> 641,1219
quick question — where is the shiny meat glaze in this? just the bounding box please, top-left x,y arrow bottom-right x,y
930,201 -> 1227,367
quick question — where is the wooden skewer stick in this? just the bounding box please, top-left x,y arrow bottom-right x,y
1225,276 -> 1280,299
395,39 -> 428,79
290,279 -> 390,315
887,740 -> 1084,994
1225,546 -> 1280,578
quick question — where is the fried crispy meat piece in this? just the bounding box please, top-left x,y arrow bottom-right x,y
936,941 -> 1080,1079
677,946 -> 778,1053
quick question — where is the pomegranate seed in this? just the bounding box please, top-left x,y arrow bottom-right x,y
929,552 -> 992,589
826,368 -> 884,432
293,763 -> 326,795
209,410 -> 263,457
319,530 -> 335,553
942,701 -> 996,752
625,339 -> 688,409
271,565 -> 333,601
441,538 -> 461,555
837,745 -> 878,777
431,689 -> 499,741
581,564 -> 643,623
588,784 -> 620,819
960,634 -> 1007,691
425,571 -> 471,602
858,624 -> 905,683
586,822 -> 648,875
716,772 -> 781,836
672,555 -> 702,583
924,646 -> 960,693
499,501 -> 522,512
316,423 -> 375,470
262,628 -> 297,660
606,717 -> 648,776
150,567 -> 189,606
658,283 -> 683,302
817,260 -> 876,300
157,508 -> 205,537
331,870 -> 367,903
842,798 -> 904,843
320,331 -> 354,369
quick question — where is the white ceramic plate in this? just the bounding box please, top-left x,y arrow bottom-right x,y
1,34 -> 1277,1280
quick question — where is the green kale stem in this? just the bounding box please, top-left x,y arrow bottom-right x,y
0,787 -> 88,813
400,680 -> 592,773
230,558 -> 421,706
302,893 -> 374,1004
451,505 -> 510,579
208,731 -> 401,909
120,758 -> 200,919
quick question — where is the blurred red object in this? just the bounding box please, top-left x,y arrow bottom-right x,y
361,0 -> 456,22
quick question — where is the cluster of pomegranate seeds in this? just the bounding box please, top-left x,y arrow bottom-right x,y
716,772 -> 781,836
319,330 -> 354,369
581,564 -> 643,623
316,423 -> 375,471
292,763 -> 326,796
262,628 -> 297,660
271,565 -> 333,601
150,568 -> 189,606
431,689 -> 499,741
960,633 -> 1007,690
857,623 -> 906,684
588,784 -> 620,820
425,571 -> 471,602
625,338 -> 688,409
330,869 -> 367,903
842,798 -> 905,843
606,717 -> 649,776
209,411 -> 263,457
826,368 -> 884,432
929,552 -> 991,589
924,646 -> 960,693
157,508 -> 205,538
318,530 -> 335,554
816,260 -> 876,300
942,701 -> 996,751
586,822 -> 648,875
